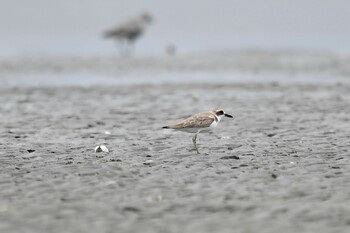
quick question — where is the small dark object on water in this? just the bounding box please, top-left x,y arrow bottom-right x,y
165,44 -> 177,56
27,149 -> 35,153
271,173 -> 278,179
267,133 -> 277,137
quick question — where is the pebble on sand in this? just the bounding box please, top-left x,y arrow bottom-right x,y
220,155 -> 240,160
94,145 -> 109,153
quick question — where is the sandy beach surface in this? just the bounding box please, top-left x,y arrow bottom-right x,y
1,50 -> 350,233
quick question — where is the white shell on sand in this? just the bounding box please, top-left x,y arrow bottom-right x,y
94,145 -> 109,153
143,160 -> 153,165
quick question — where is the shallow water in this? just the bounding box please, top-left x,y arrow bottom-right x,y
2,70 -> 350,89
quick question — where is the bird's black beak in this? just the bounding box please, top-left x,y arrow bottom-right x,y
224,113 -> 233,118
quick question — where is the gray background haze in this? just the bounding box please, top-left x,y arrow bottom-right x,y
1,0 -> 350,56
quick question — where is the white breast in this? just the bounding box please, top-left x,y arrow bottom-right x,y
210,120 -> 219,128
209,114 -> 224,129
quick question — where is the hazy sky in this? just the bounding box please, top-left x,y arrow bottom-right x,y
1,0 -> 350,55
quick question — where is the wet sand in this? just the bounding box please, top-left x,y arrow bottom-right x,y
1,50 -> 350,233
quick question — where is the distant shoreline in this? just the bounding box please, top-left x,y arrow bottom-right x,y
1,49 -> 350,75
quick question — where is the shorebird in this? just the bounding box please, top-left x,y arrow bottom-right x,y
162,108 -> 233,154
103,12 -> 152,54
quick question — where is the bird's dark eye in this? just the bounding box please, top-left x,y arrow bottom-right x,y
217,110 -> 224,115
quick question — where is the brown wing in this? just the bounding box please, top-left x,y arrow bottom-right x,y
169,112 -> 215,129
104,22 -> 141,38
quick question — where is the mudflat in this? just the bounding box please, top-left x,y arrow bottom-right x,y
1,51 -> 350,233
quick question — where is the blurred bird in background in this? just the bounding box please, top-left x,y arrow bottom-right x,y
103,12 -> 153,55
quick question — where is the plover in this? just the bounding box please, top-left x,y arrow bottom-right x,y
103,12 -> 152,53
163,108 -> 233,154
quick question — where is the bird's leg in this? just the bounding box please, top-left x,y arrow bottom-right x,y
116,40 -> 123,56
127,41 -> 135,55
192,133 -> 199,154
117,40 -> 129,56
